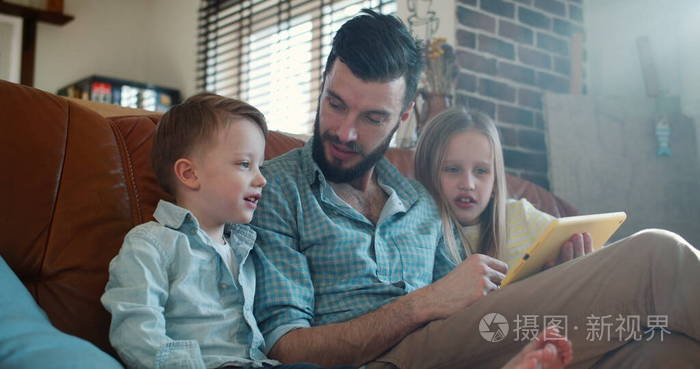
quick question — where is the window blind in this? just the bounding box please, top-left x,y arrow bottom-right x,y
197,0 -> 396,134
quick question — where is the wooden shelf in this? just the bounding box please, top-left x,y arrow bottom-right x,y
0,1 -> 74,86
0,1 -> 73,25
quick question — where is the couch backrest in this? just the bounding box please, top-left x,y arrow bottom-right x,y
0,81 -> 363,357
1,81 -> 138,356
0,80 -> 576,358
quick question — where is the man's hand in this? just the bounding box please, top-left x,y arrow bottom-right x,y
544,232 -> 592,269
268,254 -> 508,366
420,254 -> 508,321
269,255 -> 507,367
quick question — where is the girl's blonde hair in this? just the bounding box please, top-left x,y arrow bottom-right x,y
415,108 -> 507,262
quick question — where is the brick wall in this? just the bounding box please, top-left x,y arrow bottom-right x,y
454,0 -> 584,189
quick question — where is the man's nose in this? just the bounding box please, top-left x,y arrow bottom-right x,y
335,116 -> 358,143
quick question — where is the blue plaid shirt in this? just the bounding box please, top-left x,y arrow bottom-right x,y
250,141 -> 455,353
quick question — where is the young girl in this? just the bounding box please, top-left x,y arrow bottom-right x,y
414,107 -> 574,369
415,108 -> 558,269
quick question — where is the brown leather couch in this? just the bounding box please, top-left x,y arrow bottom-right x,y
0,80 -> 576,360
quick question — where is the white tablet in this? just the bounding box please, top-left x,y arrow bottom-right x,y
500,212 -> 627,287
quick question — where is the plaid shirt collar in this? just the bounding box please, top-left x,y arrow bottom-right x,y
300,139 -> 419,211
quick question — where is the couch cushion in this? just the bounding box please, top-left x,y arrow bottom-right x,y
0,256 -> 123,368
0,80 -> 132,357
109,115 -> 172,224
265,130 -> 305,159
506,174 -> 578,217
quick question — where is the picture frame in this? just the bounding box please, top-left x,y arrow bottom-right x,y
0,13 -> 23,83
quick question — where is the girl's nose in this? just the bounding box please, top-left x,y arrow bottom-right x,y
459,174 -> 476,191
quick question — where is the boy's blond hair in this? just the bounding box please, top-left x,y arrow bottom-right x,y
151,93 -> 268,195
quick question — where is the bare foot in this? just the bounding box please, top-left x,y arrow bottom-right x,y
502,327 -> 573,369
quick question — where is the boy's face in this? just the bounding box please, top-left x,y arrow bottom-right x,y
191,118 -> 266,225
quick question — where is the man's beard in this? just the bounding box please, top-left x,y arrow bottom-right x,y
311,113 -> 399,183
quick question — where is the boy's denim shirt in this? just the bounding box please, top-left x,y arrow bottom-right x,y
101,200 -> 278,369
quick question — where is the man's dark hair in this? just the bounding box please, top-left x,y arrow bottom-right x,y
323,8 -> 424,110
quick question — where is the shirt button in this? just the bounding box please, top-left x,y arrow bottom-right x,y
220,283 -> 227,289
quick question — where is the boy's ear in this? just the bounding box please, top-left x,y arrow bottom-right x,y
173,158 -> 200,191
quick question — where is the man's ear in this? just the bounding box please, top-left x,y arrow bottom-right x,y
399,101 -> 415,124
174,158 -> 199,191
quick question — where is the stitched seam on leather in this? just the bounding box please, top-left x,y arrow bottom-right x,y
109,119 -> 143,226
39,98 -> 71,289
114,119 -> 142,225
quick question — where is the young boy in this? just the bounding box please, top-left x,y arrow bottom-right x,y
101,93 -> 354,369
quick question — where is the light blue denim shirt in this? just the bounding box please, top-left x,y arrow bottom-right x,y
102,200 -> 278,369
250,141 -> 456,353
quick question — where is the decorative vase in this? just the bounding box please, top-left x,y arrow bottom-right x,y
416,90 -> 452,136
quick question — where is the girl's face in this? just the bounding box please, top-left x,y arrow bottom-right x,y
439,130 -> 495,226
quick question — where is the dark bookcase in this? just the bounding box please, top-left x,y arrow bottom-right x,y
58,75 -> 181,112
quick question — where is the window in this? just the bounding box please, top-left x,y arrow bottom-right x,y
197,0 -> 396,134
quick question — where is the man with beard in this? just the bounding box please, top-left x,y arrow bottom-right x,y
251,10 -> 458,366
250,8 -> 700,369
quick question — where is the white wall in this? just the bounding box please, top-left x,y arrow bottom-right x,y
584,0 -> 700,165
677,9 -> 700,166
546,94 -> 700,246
34,0 -> 198,98
545,0 -> 700,244
32,0 -> 443,104
397,0 -> 455,44
147,0 -> 198,98
395,0 -> 455,147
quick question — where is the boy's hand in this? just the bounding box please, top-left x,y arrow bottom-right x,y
544,232 -> 592,269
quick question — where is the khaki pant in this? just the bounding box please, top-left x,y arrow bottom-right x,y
367,229 -> 700,369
